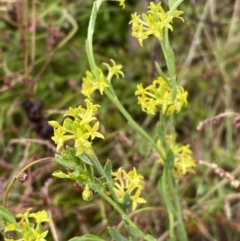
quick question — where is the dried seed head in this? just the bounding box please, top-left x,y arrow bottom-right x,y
18,173 -> 28,183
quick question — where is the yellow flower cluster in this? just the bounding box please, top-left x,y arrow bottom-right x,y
157,136 -> 196,177
130,2 -> 184,46
112,167 -> 147,211
82,68 -> 108,100
135,76 -> 188,115
81,60 -> 124,100
49,99 -> 104,156
4,209 -> 51,241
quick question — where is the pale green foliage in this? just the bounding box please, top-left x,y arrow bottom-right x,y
52,146 -> 93,201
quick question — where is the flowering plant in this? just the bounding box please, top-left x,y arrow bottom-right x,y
1,1 -> 194,241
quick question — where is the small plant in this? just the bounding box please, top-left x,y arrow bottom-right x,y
1,1 -> 240,241
1,207 -> 52,241
47,0 -> 193,240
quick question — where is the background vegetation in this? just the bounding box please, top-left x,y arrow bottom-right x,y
1,0 -> 240,240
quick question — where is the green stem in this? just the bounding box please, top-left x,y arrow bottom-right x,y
85,151 -> 118,202
85,0 -> 164,159
86,6 -> 164,157
86,0 -> 104,76
161,168 -> 175,240
171,180 -> 188,241
92,180 -> 155,241
3,157 -> 53,208
168,0 -> 184,14
104,88 -> 164,158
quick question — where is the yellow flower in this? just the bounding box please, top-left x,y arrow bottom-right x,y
111,0 -> 125,9
51,128 -> 73,151
112,167 -> 146,211
49,99 -> 104,156
135,76 -> 188,115
29,210 -> 52,224
4,209 -> 51,241
82,69 -> 108,99
103,59 -> 124,81
130,188 -> 147,212
82,60 -> 124,99
75,130 -> 92,156
157,136 -> 196,177
85,122 -> 104,140
130,2 -> 184,46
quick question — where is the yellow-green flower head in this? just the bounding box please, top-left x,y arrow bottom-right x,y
82,68 -> 108,100
129,2 -> 184,46
112,167 -> 147,211
157,136 -> 196,177
49,99 -> 104,156
82,185 -> 93,201
135,76 -> 188,115
4,209 -> 51,241
82,60 -> 124,99
103,59 -> 124,81
111,0 -> 125,9
29,210 -> 52,224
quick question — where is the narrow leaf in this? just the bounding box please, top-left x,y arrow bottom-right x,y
121,192 -> 131,211
104,159 -> 112,181
125,225 -> 145,238
165,44 -> 176,99
146,234 -> 157,241
155,62 -> 171,87
165,148 -> 175,169
108,227 -> 129,241
54,154 -> 75,169
0,206 -> 20,228
52,170 -> 70,179
69,234 -> 105,241
78,152 -> 93,166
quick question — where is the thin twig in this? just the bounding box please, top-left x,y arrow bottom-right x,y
196,110 -> 239,131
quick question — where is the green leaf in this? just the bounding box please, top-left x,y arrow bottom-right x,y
121,192 -> 131,211
52,170 -> 70,179
156,121 -> 167,148
0,206 -> 20,228
55,146 -> 85,170
0,215 -> 5,230
66,146 -> 82,168
54,154 -> 75,170
104,159 -> 112,181
165,44 -> 176,99
78,152 -> 93,166
93,177 -> 104,193
165,148 -> 175,169
146,234 -> 157,241
108,227 -> 129,241
125,225 -> 145,238
155,62 -> 171,87
68,234 -> 105,241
